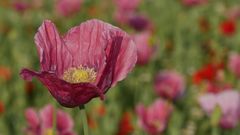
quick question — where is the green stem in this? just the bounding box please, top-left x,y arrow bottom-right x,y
79,105 -> 89,135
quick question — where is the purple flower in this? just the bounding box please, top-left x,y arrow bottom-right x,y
132,31 -> 154,65
136,99 -> 173,135
55,0 -> 83,17
228,53 -> 240,78
198,91 -> 240,129
154,71 -> 185,100
25,104 -> 75,135
20,19 -> 137,107
128,15 -> 152,31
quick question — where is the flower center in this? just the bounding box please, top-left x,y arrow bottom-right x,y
62,66 -> 97,83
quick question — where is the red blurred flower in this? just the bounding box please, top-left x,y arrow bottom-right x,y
20,19 -> 137,107
193,63 -> 224,84
0,66 -> 11,81
206,82 -> 231,94
220,20 -> 236,36
182,0 -> 208,6
0,101 -> 4,115
96,104 -> 106,117
117,112 -> 134,135
87,116 -> 97,129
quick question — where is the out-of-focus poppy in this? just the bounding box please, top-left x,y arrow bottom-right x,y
25,104 -> 76,135
55,0 -> 83,17
154,70 -> 185,100
0,101 -> 4,115
220,20 -> 236,36
136,99 -> 172,135
132,31 -> 154,65
117,112 -> 134,135
0,66 -> 11,81
198,91 -> 240,129
193,63 -> 224,84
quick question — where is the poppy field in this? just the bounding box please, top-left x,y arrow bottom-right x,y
1,0 -> 240,135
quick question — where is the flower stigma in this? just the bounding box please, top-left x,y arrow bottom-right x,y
62,66 -> 97,83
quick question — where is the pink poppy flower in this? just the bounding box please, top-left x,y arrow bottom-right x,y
56,0 -> 83,17
228,53 -> 240,77
198,91 -> 240,129
154,71 -> 185,100
136,99 -> 172,135
20,19 -> 137,107
182,0 -> 208,6
25,104 -> 75,135
132,32 -> 154,65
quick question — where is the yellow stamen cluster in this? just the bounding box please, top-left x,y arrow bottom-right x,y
62,66 -> 97,83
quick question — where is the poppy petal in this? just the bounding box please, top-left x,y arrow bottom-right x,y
20,68 -> 104,107
35,20 -> 73,76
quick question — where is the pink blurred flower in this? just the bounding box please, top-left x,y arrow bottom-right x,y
56,0 -> 83,17
114,9 -> 133,25
227,6 -> 240,20
182,0 -> 208,6
154,71 -> 185,100
198,91 -> 240,129
228,53 -> 240,77
25,104 -> 75,135
20,19 -> 137,107
114,0 -> 142,27
132,32 -> 154,65
114,0 -> 140,12
136,99 -> 172,135
12,1 -> 29,13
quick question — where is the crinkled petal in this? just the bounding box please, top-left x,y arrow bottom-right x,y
35,20 -> 73,76
63,19 -> 112,83
104,30 -> 137,87
20,68 -> 104,107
